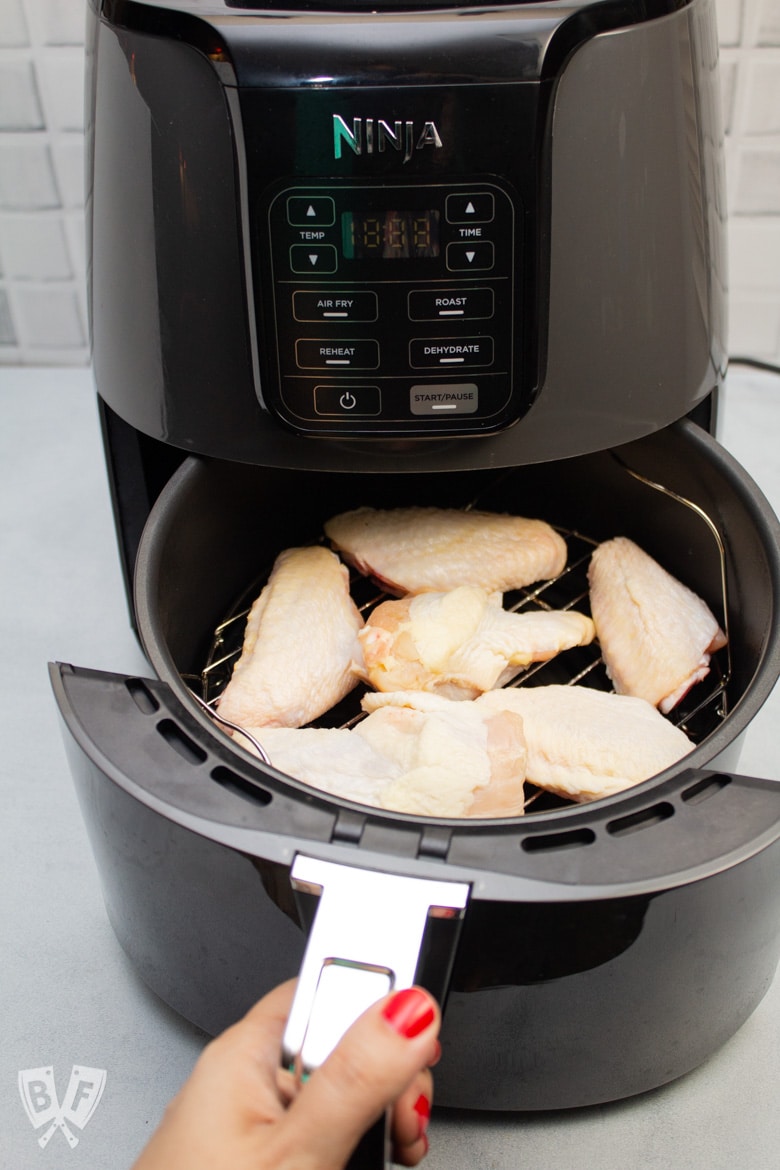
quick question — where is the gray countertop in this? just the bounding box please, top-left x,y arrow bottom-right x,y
1,365 -> 779,1169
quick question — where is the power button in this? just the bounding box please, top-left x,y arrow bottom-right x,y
314,385 -> 381,417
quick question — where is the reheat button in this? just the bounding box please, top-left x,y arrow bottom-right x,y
296,338 -> 380,369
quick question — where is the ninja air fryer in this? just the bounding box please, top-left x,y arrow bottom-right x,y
53,0 -> 780,1140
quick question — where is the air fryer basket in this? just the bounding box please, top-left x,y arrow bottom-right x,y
138,418 -> 778,785
53,417 -> 780,1115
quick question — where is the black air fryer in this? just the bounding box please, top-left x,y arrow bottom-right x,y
54,0 -> 780,1144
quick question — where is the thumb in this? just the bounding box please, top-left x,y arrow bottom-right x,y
279,986 -> 440,1170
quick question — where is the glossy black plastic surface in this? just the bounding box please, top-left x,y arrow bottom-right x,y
53,662 -> 780,1108
51,417 -> 780,1108
87,0 -> 727,464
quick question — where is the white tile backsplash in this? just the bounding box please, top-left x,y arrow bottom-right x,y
733,144 -> 780,213
0,213 -> 72,278
0,138 -> 60,208
0,0 -> 778,366
50,131 -> 85,206
716,0 -> 744,45
25,0 -> 87,46
741,56 -> 780,133
14,283 -> 85,347
37,52 -> 85,132
0,58 -> 44,130
757,0 -> 780,44
0,0 -> 30,48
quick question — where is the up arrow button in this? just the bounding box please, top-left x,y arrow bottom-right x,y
445,192 -> 495,224
286,195 -> 336,227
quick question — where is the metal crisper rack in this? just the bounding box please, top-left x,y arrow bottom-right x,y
185,460 -> 733,814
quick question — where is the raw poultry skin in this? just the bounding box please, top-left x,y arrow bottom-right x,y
324,506 -> 567,596
216,546 -> 364,729
588,537 -> 727,713
235,689 -> 527,818
477,684 -> 693,801
360,585 -> 595,699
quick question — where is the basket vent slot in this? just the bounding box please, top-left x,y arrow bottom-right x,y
521,827 -> 596,853
332,811 -> 365,844
681,773 -> 731,804
417,827 -> 452,860
157,719 -> 207,765
211,765 -> 273,806
126,678 -> 160,714
606,801 -> 675,837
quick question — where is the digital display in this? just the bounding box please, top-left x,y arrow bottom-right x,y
341,210 -> 440,260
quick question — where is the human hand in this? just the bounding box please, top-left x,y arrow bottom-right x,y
131,979 -> 441,1170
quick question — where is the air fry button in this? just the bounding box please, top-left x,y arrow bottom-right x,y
293,291 -> 378,323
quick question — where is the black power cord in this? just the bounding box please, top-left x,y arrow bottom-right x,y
729,356 -> 780,377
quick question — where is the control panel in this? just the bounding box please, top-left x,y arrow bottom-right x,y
258,180 -> 521,436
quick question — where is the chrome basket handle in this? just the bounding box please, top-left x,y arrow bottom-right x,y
283,854 -> 471,1170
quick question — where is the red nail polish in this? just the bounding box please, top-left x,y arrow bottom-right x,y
413,1092 -> 431,1139
381,987 -> 436,1039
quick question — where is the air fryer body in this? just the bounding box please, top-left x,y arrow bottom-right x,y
58,0 -> 780,1119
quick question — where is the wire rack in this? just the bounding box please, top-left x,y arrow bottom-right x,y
183,463 -> 732,814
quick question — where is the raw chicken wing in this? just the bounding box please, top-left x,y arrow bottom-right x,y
478,684 -> 693,801
217,546 -> 364,729
360,585 -> 595,699
236,689 -> 527,818
588,537 -> 727,713
324,506 -> 567,595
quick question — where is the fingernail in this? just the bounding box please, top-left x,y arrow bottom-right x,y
413,1092 -> 431,1140
381,987 -> 436,1039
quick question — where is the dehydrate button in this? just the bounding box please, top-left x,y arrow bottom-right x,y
410,336 -> 493,368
